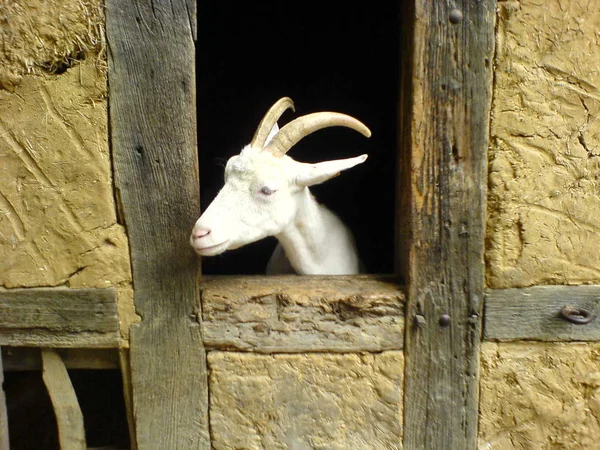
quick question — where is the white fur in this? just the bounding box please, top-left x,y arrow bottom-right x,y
190,130 -> 367,275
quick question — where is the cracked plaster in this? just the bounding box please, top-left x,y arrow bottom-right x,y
0,0 -> 136,340
208,351 -> 404,450
479,342 -> 600,450
486,0 -> 600,288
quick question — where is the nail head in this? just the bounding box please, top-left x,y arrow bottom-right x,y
449,9 -> 463,24
439,314 -> 451,327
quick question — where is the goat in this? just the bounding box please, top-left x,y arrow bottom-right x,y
190,97 -> 370,275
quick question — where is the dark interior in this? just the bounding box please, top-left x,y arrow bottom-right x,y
197,1 -> 399,275
4,369 -> 129,449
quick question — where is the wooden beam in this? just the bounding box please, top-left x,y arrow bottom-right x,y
1,347 -> 120,371
202,275 -> 405,353
485,285 -> 600,341
41,349 -> 86,450
400,1 -> 495,449
107,1 -> 209,448
0,287 -> 119,348
0,350 -> 9,450
118,349 -> 138,450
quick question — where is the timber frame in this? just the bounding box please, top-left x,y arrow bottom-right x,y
2,1 -> 600,449
399,2 -> 494,448
0,287 -> 121,448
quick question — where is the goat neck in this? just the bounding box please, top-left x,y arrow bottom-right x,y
275,187 -> 359,275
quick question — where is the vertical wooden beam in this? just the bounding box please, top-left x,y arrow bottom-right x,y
400,1 -> 495,449
41,349 -> 86,450
0,350 -> 10,449
119,349 -> 138,450
107,1 -> 209,449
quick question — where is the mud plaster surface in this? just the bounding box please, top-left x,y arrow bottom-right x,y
0,0 -> 137,339
487,0 -> 600,288
208,351 -> 404,450
479,342 -> 600,449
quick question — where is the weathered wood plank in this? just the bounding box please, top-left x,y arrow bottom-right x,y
41,349 -> 86,450
0,350 -> 9,450
0,287 -> 119,348
485,285 -> 600,341
202,275 -> 405,352
118,349 -> 138,450
107,0 -> 209,448
400,1 -> 495,449
1,347 -> 120,371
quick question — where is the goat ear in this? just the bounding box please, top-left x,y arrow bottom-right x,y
264,123 -> 279,148
295,154 -> 368,187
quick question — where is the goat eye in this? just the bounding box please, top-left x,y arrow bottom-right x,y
260,186 -> 275,196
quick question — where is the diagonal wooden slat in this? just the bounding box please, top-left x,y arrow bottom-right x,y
42,349 -> 86,450
0,350 -> 9,449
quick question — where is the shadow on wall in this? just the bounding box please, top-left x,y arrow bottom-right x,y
197,1 -> 399,275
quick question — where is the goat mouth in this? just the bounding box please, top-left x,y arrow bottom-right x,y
194,241 -> 229,256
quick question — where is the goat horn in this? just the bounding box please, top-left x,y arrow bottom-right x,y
250,97 -> 295,150
264,112 -> 371,157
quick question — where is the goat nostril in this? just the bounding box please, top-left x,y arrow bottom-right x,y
193,228 -> 211,239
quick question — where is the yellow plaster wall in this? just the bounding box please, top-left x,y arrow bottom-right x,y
0,0 -> 137,340
487,0 -> 600,289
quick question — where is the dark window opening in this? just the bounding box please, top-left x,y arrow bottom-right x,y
4,369 -> 130,450
197,1 -> 399,275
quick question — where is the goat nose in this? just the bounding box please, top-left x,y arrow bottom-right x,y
193,228 -> 211,239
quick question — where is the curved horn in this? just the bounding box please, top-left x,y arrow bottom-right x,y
250,97 -> 295,149
264,112 -> 371,156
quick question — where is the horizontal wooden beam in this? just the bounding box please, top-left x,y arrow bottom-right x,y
0,287 -> 119,348
201,275 -> 405,353
485,285 -> 600,341
2,347 -> 120,371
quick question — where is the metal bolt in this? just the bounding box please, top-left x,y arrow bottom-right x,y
560,306 -> 594,325
439,314 -> 451,327
449,9 -> 463,24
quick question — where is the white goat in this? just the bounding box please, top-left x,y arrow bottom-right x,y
190,97 -> 370,275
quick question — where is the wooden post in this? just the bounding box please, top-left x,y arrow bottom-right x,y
107,1 -> 210,448
41,349 -> 86,450
399,1 -> 495,449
